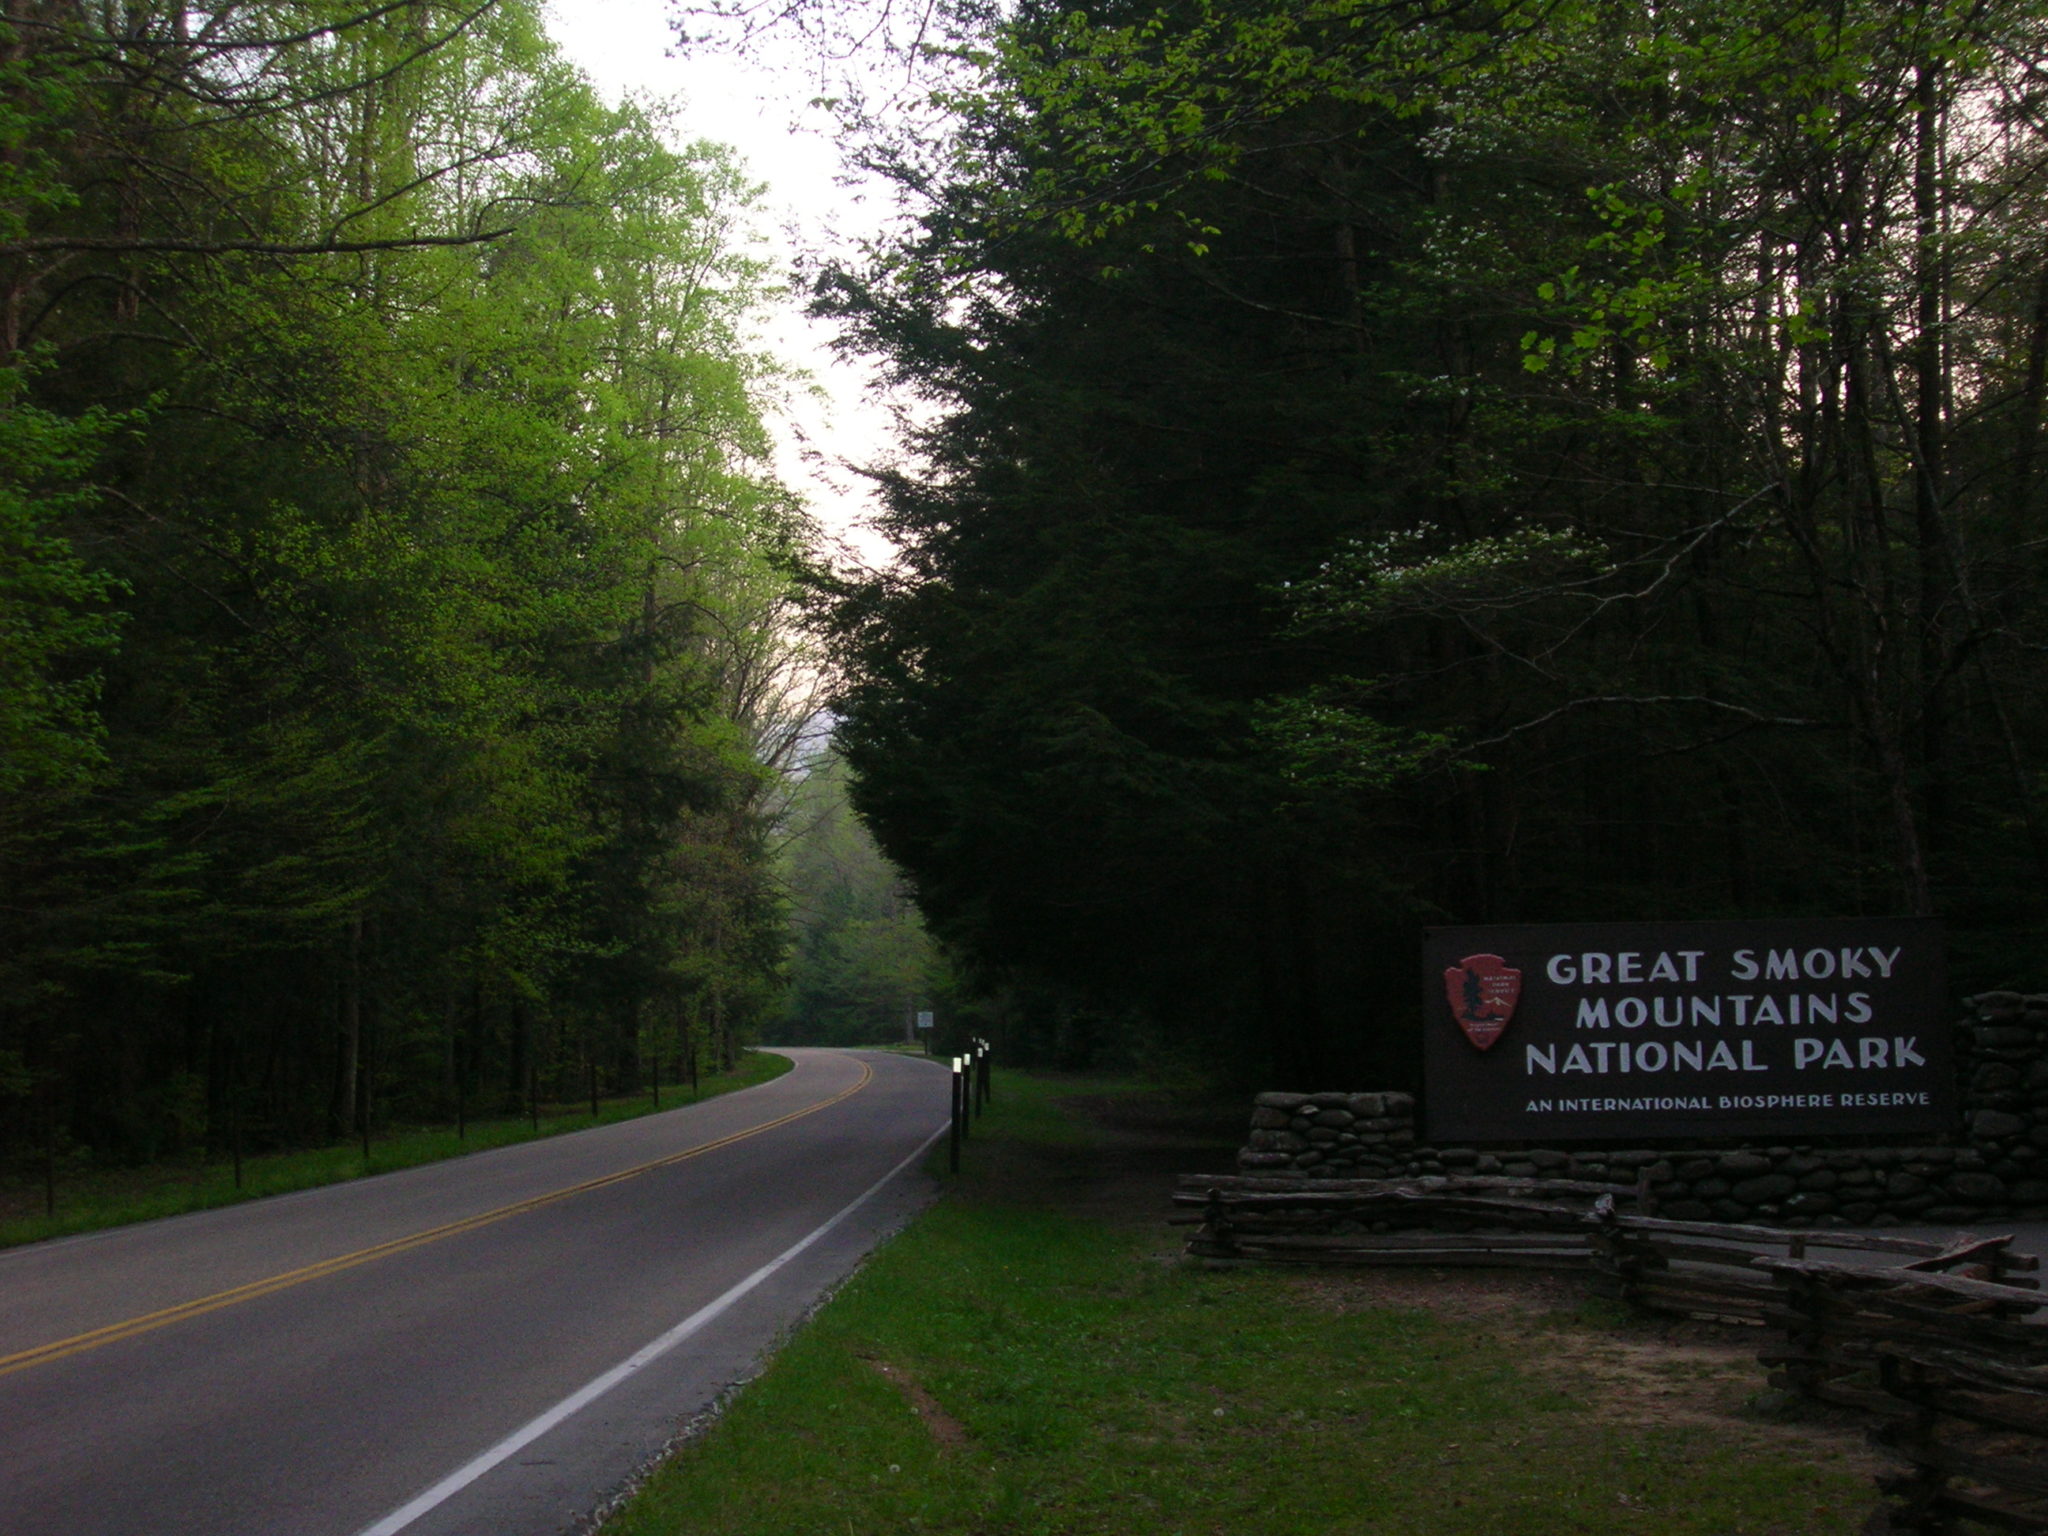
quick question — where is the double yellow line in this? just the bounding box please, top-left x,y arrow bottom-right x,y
0,1059 -> 873,1381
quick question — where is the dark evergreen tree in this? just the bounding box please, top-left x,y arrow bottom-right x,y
816,0 -> 2048,1086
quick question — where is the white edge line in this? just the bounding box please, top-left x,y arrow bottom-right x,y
352,1121 -> 951,1536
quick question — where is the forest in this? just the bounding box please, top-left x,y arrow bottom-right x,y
13,0 -> 2048,1178
816,0 -> 2048,1087
1,1 -> 813,1173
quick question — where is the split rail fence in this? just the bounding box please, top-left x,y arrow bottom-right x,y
1170,1172 -> 1645,1267
1174,1173 -> 2048,1533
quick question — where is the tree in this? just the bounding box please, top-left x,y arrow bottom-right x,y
777,749 -> 940,1044
811,0 -> 2048,1086
0,0 -> 810,1171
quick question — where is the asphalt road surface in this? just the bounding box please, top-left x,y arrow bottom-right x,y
0,1048 -> 949,1536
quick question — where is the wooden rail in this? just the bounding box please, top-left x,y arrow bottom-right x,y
1581,1201 -> 2035,1326
1583,1211 -> 2046,1532
1754,1254 -> 2048,1534
1173,1170 -> 2048,1532
1173,1173 -> 1641,1268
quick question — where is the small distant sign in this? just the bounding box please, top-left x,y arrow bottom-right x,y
1423,917 -> 1951,1143
916,1011 -> 934,1030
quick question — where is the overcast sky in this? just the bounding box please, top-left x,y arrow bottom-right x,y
542,0 -> 898,565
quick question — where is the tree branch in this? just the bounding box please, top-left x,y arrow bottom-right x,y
1463,695 -> 1819,752
0,229 -> 514,257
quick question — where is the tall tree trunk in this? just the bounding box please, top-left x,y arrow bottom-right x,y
336,915 -> 362,1139
1911,60 -> 1951,866
2009,259 -> 2048,521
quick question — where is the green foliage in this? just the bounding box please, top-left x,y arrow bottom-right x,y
1286,526 -> 1611,630
816,0 -> 2048,1087
777,751 -> 943,1045
0,374 -> 125,794
0,1 -> 808,1174
1250,683 -> 1456,793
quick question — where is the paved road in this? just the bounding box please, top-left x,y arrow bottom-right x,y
0,1048 -> 948,1536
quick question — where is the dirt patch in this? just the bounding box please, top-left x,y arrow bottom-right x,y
948,1082 -> 1241,1230
860,1356 -> 973,1448
1044,1087 -> 1243,1227
1038,1090 -> 1888,1479
1285,1264 -> 1890,1477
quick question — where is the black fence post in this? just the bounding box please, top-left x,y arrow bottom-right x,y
948,1057 -> 962,1173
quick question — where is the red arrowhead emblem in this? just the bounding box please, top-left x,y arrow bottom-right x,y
1444,953 -> 1521,1050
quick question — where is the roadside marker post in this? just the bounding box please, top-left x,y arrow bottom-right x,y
948,1057 -> 964,1173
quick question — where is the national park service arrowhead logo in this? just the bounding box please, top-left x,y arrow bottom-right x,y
1444,953 -> 1522,1050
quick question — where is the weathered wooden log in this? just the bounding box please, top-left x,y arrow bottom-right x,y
1611,1273 -> 1778,1322
1176,1173 -> 1638,1198
1175,1171 -> 1659,1271
1171,1187 -> 1596,1212
1576,1203 -> 1950,1323
1873,1341 -> 2048,1396
1200,1187 -> 1238,1258
1185,1239 -> 1589,1269
1900,1233 -> 2040,1276
1210,1230 -> 1586,1252
1173,1188 -> 1608,1222
1589,1209 -> 1963,1258
1872,1424 -> 2048,1501
1879,1386 -> 2048,1441
1176,1197 -> 1604,1248
1873,1473 -> 2048,1536
1761,1295 -> 2048,1355
1615,1238 -> 1805,1271
1756,1257 -> 2048,1314
1761,1251 -> 2048,1536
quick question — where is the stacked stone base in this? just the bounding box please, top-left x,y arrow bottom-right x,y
1234,992 -> 2048,1226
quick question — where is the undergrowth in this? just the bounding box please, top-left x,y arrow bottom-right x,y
0,1050 -> 793,1249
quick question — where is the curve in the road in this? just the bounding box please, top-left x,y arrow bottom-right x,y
0,1057 -> 873,1381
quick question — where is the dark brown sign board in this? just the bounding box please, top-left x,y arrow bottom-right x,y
1422,918 -> 1951,1144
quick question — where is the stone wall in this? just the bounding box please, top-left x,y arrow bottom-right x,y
1234,992 -> 2048,1226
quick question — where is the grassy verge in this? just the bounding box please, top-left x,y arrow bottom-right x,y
0,1049 -> 793,1250
605,1070 -> 1871,1536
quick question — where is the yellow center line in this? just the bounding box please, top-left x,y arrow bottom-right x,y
0,1059 -> 875,1381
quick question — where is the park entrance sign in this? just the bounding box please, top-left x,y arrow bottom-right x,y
1422,918 -> 1952,1143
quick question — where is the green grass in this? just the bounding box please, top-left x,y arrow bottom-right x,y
0,1050 -> 794,1250
604,1069 -> 1871,1536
